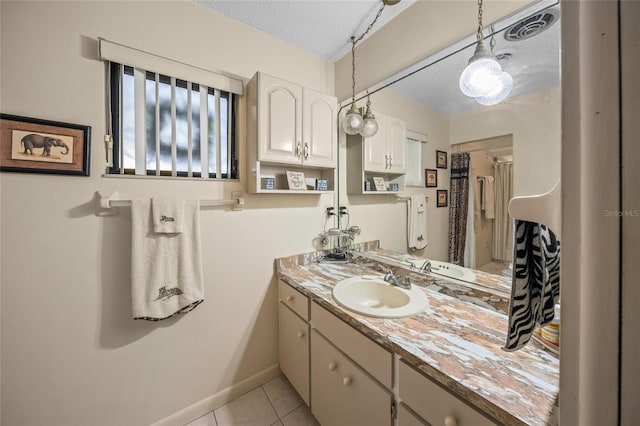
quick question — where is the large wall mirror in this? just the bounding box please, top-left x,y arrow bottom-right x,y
336,0 -> 561,288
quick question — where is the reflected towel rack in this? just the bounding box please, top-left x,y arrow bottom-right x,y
97,191 -> 245,213
396,195 -> 429,202
508,181 -> 560,235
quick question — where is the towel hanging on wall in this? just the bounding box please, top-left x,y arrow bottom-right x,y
130,198 -> 204,321
407,195 -> 428,250
503,220 -> 560,351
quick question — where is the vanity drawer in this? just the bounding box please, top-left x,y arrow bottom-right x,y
311,330 -> 392,426
399,360 -> 497,426
279,280 -> 309,320
311,301 -> 392,389
398,402 -> 428,426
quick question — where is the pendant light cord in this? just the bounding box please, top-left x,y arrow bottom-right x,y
476,0 -> 484,42
350,2 -> 387,108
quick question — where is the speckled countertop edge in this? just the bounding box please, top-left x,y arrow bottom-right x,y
275,244 -> 559,426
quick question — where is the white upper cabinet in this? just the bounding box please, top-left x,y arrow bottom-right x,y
252,72 -> 336,168
302,87 -> 337,167
363,111 -> 406,174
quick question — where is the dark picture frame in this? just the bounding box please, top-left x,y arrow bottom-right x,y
436,150 -> 448,169
425,169 -> 438,188
1,114 -> 91,176
436,189 -> 448,207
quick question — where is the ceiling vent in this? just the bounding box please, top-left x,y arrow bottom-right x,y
504,9 -> 559,42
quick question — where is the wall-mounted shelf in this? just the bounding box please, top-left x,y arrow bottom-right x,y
247,161 -> 335,194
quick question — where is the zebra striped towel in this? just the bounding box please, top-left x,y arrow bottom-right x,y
503,220 -> 560,351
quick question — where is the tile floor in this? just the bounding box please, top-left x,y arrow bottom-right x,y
477,260 -> 511,276
185,375 -> 320,426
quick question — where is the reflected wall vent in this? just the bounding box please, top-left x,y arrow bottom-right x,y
504,8 -> 559,42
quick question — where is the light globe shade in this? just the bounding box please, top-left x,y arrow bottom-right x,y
343,109 -> 363,135
360,116 -> 379,138
475,71 -> 513,105
459,57 -> 503,98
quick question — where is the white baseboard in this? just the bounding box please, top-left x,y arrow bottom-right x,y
151,364 -> 281,426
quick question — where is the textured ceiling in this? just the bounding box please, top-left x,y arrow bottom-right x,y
195,0 -> 415,62
378,2 -> 561,115
195,0 -> 560,116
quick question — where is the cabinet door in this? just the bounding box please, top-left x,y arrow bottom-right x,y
302,87 -> 337,168
387,116 -> 406,173
279,303 -> 309,405
364,113 -> 389,173
258,74 -> 303,165
311,330 -> 392,426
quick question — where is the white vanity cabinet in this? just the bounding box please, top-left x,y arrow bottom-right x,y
278,281 -> 310,405
310,301 -> 393,426
398,360 -> 498,426
246,72 -> 337,193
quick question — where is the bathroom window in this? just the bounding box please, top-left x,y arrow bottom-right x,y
107,62 -> 238,179
405,131 -> 428,187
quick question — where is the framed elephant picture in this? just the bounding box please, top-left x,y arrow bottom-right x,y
0,114 -> 91,176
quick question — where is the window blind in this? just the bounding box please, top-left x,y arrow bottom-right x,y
99,38 -> 243,96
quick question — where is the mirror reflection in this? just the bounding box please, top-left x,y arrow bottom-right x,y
338,0 -> 561,291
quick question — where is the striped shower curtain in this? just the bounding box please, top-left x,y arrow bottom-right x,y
448,153 -> 471,265
492,162 -> 514,261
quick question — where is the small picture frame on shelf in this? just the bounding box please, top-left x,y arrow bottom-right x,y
436,150 -> 448,169
372,176 -> 386,191
436,190 -> 448,207
286,170 -> 307,190
425,169 -> 437,188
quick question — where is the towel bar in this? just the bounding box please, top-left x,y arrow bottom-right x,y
97,191 -> 245,212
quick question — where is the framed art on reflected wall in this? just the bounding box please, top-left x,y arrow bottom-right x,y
425,169 -> 437,188
0,114 -> 91,176
436,190 -> 448,207
436,150 -> 448,169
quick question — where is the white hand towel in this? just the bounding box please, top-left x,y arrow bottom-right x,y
482,176 -> 495,219
407,194 -> 428,250
131,199 -> 204,321
152,197 -> 185,233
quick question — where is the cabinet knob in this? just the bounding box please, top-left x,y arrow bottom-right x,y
297,331 -> 305,339
444,415 -> 458,426
285,295 -> 294,302
303,142 -> 309,160
342,376 -> 352,386
328,362 -> 337,371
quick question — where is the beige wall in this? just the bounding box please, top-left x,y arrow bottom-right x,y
0,2 -> 335,425
449,87 -> 561,198
340,87 -> 450,261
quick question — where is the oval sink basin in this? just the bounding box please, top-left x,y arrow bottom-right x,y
430,261 -> 476,282
332,276 -> 429,319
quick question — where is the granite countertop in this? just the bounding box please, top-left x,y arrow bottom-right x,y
275,244 -> 559,426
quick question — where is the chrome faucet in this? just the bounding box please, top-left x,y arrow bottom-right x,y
382,268 -> 412,289
419,260 -> 432,273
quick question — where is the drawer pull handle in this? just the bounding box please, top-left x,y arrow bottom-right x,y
328,362 -> 337,371
285,295 -> 294,302
297,331 -> 305,339
444,415 -> 458,426
342,376 -> 352,386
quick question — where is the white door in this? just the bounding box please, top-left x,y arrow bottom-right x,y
364,112 -> 388,173
387,116 -> 406,173
278,303 -> 309,405
302,87 -> 337,168
258,73 -> 302,165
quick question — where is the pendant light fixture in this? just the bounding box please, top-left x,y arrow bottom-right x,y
459,0 -> 513,104
342,0 -> 400,137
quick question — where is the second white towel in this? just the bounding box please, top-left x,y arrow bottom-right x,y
131,198 -> 204,321
407,194 -> 428,250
